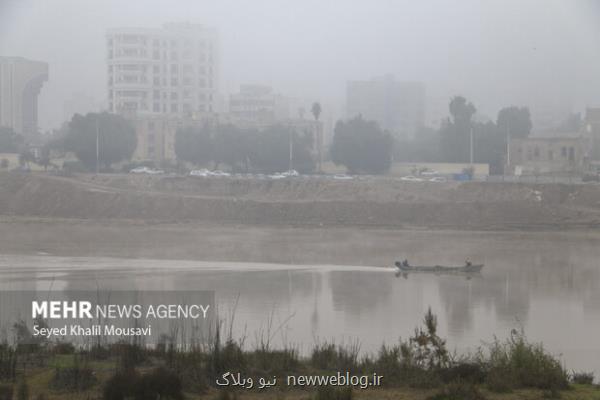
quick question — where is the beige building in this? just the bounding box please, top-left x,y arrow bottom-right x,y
107,22 -> 218,117
509,135 -> 589,175
0,56 -> 48,137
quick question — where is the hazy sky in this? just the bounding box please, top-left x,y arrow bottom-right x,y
1,0 -> 599,131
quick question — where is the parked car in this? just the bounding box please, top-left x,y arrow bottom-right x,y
420,169 -> 440,176
428,176 -> 447,182
209,170 -> 231,177
400,175 -> 423,182
333,174 -> 353,180
130,166 -> 163,174
268,173 -> 286,179
189,169 -> 210,177
281,169 -> 299,177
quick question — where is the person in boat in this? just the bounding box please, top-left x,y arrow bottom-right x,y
465,259 -> 472,267
402,259 -> 409,267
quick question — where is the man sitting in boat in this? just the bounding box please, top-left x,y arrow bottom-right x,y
402,259 -> 409,267
465,259 -> 472,267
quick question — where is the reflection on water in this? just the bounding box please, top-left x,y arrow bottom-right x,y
0,231 -> 599,375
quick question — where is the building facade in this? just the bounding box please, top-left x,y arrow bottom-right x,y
107,22 -> 218,118
346,75 -> 425,139
0,56 -> 48,137
106,22 -> 218,162
509,135 -> 589,175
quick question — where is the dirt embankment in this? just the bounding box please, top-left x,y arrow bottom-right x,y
1,172 -> 599,230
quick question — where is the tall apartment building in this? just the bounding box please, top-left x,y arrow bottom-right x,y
107,22 -> 218,117
346,75 -> 425,139
0,56 -> 48,137
106,22 -> 218,162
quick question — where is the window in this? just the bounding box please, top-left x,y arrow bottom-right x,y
171,103 -> 178,112
171,92 -> 178,100
548,150 -> 553,161
153,103 -> 160,112
561,147 -> 567,157
534,147 -> 539,158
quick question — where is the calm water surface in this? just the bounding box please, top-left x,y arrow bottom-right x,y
0,231 -> 599,375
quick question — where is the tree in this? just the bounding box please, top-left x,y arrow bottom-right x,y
440,96 -> 477,162
311,102 -> 322,121
330,116 -> 393,174
496,106 -> 532,139
174,124 -> 213,166
213,124 -> 254,172
64,112 -> 136,170
0,126 -> 24,153
250,124 -> 315,174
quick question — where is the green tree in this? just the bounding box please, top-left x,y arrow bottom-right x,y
311,102 -> 322,121
64,112 -> 136,170
330,116 -> 393,174
250,125 -> 315,174
213,124 -> 254,172
0,126 -> 23,153
174,124 -> 213,166
496,106 -> 532,139
440,96 -> 477,163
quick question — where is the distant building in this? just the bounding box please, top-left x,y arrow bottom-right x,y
107,22 -> 218,118
585,108 -> 600,160
0,56 -> 48,137
346,75 -> 425,139
508,135 -> 589,175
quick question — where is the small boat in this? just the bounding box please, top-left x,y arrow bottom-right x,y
394,261 -> 484,273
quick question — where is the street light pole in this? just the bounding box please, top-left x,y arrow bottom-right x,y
469,126 -> 474,165
95,118 -> 100,174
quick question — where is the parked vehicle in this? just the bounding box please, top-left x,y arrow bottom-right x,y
333,174 -> 353,180
400,175 -> 423,182
281,169 -> 299,177
189,169 -> 210,177
428,176 -> 447,182
130,166 -> 164,175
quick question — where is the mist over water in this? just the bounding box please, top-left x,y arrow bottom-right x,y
1,230 -> 599,376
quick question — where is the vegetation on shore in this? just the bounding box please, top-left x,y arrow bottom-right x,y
0,309 -> 597,399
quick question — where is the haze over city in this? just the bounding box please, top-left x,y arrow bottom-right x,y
2,0 -> 600,131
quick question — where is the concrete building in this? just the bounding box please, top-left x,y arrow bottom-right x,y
508,135 -> 589,175
346,75 -> 425,139
106,22 -> 218,162
584,108 -> 600,160
107,22 -> 218,117
0,56 -> 48,137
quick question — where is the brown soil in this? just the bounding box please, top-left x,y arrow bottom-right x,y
1,171 -> 599,230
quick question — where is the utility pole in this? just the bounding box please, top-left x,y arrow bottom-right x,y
95,118 -> 100,174
289,128 -> 293,172
506,124 -> 511,174
469,126 -> 474,165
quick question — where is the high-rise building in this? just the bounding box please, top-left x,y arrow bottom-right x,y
0,56 -> 48,137
106,22 -> 218,118
346,75 -> 425,139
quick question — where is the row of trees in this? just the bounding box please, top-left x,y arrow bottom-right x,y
6,98 -> 535,176
394,96 -> 534,174
175,123 -> 315,173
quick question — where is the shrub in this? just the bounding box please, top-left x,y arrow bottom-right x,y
311,342 -> 360,373
49,365 -> 96,391
16,380 -> 28,400
314,386 -> 352,400
428,381 -> 486,400
484,330 -> 568,392
571,371 -> 594,385
0,385 -> 13,400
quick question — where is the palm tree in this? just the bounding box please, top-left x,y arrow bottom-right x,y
311,102 -> 322,121
311,102 -> 323,172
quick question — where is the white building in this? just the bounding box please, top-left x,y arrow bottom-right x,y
107,22 -> 218,118
0,56 -> 48,137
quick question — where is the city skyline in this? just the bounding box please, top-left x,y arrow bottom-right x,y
2,0 -> 600,133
